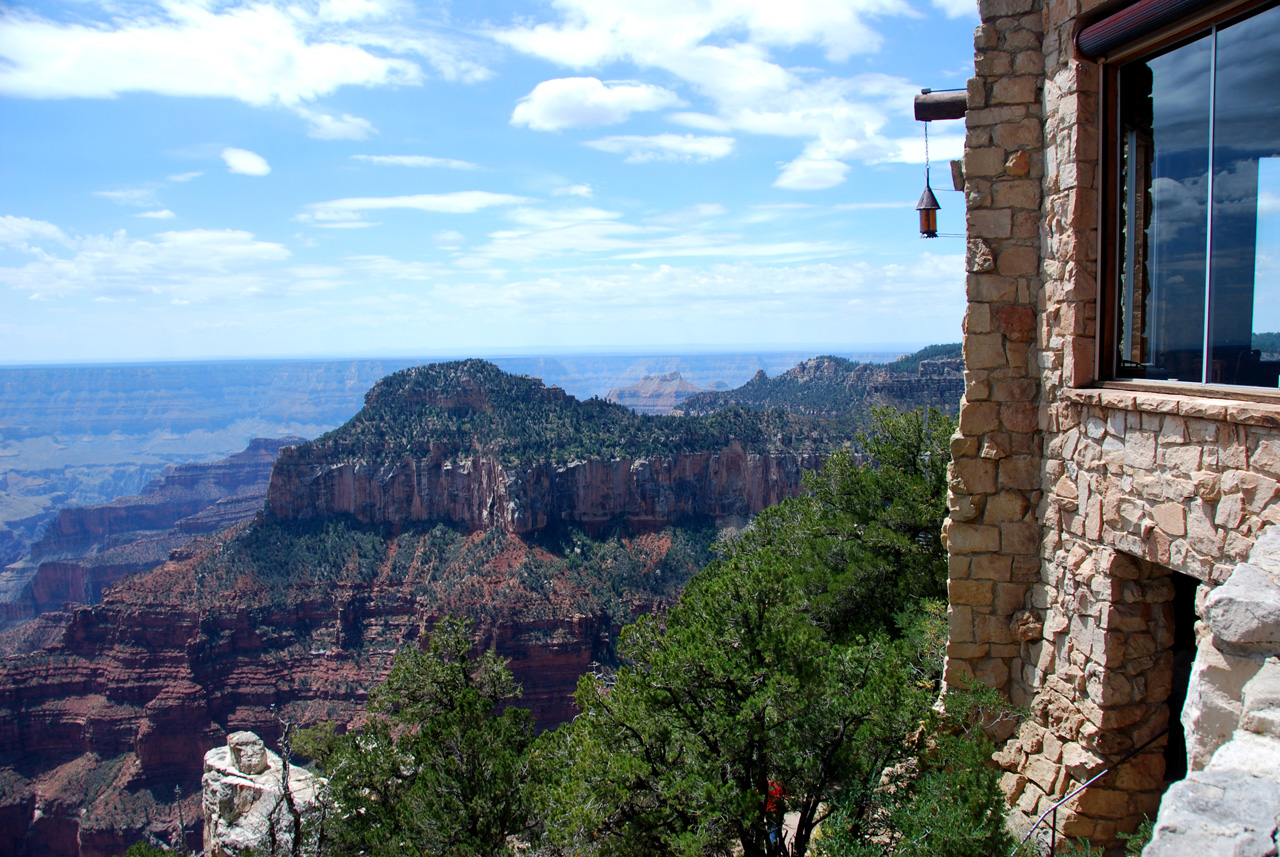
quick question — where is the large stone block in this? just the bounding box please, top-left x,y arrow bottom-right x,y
1204,562 -> 1280,649
1145,769 -> 1280,857
1182,635 -> 1264,771
1240,658 -> 1280,741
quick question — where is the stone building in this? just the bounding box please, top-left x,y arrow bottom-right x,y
937,0 -> 1280,849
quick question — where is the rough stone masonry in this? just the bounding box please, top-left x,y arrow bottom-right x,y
947,0 -> 1280,850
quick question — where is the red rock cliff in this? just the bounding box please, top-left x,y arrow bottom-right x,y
266,442 -> 819,534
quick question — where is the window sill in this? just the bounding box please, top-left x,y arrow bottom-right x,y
1061,381 -> 1280,428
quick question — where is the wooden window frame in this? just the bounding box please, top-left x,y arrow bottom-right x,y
1095,0 -> 1280,401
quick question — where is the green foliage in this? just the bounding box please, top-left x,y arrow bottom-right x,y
1120,819 -> 1154,854
883,343 -> 963,374
676,346 -> 963,421
311,616 -> 535,857
535,557 -> 942,857
1253,331 -> 1280,353
813,682 -> 1017,857
730,407 -> 954,640
118,844 -> 173,857
294,359 -> 842,466
529,407 -> 973,857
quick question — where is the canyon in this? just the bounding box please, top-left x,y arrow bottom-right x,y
0,437 -> 300,640
0,360 -> 853,856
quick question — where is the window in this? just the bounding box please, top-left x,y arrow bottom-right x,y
1110,1 -> 1280,388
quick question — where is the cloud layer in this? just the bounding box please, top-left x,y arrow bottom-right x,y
511,77 -> 682,130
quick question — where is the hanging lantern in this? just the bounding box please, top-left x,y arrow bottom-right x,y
917,117 -> 939,238
917,184 -> 940,238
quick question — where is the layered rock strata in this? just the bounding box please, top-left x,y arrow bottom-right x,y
267,443 -> 815,535
0,522 -> 706,855
0,438 -> 300,634
606,371 -> 703,415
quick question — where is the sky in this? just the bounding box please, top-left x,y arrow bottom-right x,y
0,0 -> 977,364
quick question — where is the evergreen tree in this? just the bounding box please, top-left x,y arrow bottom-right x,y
301,616 -> 534,857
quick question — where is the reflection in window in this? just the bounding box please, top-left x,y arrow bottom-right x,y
1116,4 -> 1280,387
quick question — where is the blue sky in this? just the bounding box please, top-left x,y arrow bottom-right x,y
0,0 -> 976,364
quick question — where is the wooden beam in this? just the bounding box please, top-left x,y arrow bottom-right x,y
914,91 -> 967,122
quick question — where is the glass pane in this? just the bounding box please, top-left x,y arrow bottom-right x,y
1208,4 -> 1280,387
1117,35 -> 1212,382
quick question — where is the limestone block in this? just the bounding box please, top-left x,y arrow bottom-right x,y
1181,636 -> 1263,771
1152,503 -> 1186,538
1144,769 -> 1280,857
968,207 -> 1013,238
967,238 -> 996,273
227,731 -> 269,775
1204,562 -> 1280,649
1240,658 -> 1280,741
1006,150 -> 1030,176
965,147 -> 1009,178
1207,730 -> 1280,785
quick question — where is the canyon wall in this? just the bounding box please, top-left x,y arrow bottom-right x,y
0,438 -> 299,634
0,526 -> 642,856
266,443 -> 819,535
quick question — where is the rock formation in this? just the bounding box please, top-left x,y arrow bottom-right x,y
606,371 -> 703,414
0,437 -> 301,638
673,351 -> 964,421
1146,530 -> 1280,856
203,731 -> 322,857
0,359 -> 868,855
266,444 -> 817,535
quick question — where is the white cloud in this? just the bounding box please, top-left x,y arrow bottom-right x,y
511,77 -> 681,131
877,131 -> 965,164
0,224 -> 291,301
552,184 -> 594,198
645,203 -> 728,226
452,203 -> 846,269
94,188 -> 160,207
434,230 -> 465,248
0,215 -> 68,247
300,190 -> 533,226
932,0 -> 978,18
395,254 -> 966,346
585,134 -> 734,163
136,209 -> 177,219
774,158 -> 850,191
0,0 -> 492,140
494,3 -> 943,187
222,147 -> 272,176
295,107 -> 376,140
352,154 -> 478,169
168,171 -> 203,183
0,2 -> 424,105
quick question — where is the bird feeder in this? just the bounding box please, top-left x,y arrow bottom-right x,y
917,184 -> 940,238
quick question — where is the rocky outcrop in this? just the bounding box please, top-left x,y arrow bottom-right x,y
0,522 -> 705,855
266,443 -> 816,535
606,372 -> 703,415
1146,529 -> 1280,856
203,732 -> 322,857
674,353 -> 964,420
0,438 -> 301,635
0,360 -> 851,855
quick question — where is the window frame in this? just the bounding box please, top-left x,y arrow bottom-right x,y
1096,0 -> 1280,399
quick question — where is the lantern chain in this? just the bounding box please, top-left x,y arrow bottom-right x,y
924,120 -> 931,187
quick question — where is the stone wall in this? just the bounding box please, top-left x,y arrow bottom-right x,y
947,0 -> 1280,848
944,0 -> 1048,703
